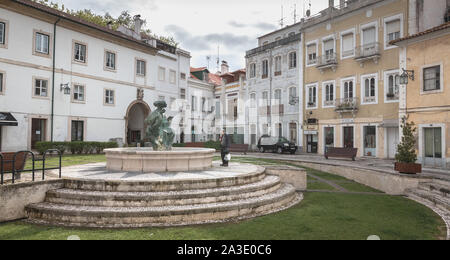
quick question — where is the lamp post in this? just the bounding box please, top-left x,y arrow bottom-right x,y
397,68 -> 415,85
60,83 -> 71,95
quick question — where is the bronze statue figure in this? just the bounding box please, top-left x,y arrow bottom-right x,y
145,101 -> 175,150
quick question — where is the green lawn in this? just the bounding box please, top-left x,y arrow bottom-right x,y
0,193 -> 445,240
0,154 -> 445,240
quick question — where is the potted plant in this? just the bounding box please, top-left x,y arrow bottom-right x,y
386,92 -> 395,98
394,117 -> 422,174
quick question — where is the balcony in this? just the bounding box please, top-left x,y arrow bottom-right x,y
335,97 -> 358,116
316,53 -> 338,73
355,42 -> 381,66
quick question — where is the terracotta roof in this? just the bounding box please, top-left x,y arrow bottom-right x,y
208,73 -> 223,86
190,67 -> 208,73
12,0 -> 159,52
190,73 -> 200,80
390,22 -> 450,45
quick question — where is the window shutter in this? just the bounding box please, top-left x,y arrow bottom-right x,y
324,39 -> 334,51
342,33 -> 353,52
386,20 -> 400,35
363,27 -> 376,45
307,44 -> 316,54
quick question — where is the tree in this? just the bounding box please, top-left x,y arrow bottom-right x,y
32,0 -> 178,47
395,117 -> 418,163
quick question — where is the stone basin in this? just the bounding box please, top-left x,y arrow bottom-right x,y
104,147 -> 216,173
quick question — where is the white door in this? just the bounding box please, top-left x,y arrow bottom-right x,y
387,127 -> 399,159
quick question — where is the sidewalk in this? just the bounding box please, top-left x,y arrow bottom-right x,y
229,152 -> 450,182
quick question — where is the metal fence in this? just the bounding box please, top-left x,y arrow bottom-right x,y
0,149 -> 62,185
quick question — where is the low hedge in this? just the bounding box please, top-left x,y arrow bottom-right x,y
35,141 -> 118,155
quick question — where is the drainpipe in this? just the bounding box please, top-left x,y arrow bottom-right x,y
51,18 -> 60,142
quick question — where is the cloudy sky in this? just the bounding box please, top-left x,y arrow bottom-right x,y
53,0 -> 330,71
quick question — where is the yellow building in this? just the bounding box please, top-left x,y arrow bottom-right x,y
392,22 -> 450,169
302,0 -> 408,159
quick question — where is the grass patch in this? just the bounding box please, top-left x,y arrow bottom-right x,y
24,154 -> 106,170
0,192 -> 445,240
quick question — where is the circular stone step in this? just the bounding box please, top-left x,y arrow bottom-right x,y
61,162 -> 266,192
26,184 -> 302,228
45,175 -> 282,207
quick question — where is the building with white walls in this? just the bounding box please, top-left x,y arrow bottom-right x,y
0,0 -> 191,151
245,27 -> 303,151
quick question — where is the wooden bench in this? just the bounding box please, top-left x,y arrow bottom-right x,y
324,147 -> 358,161
1,152 -> 27,178
229,144 -> 249,155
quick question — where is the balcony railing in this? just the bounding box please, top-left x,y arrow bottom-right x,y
317,53 -> 338,67
355,42 -> 380,60
335,97 -> 359,113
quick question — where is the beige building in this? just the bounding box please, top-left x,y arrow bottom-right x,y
393,22 -> 450,169
301,0 -> 408,158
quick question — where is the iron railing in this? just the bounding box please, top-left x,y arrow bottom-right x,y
0,149 -> 62,185
335,97 -> 359,112
316,53 -> 338,68
355,42 -> 380,59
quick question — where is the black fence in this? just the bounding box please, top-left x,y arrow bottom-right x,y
0,149 -> 62,185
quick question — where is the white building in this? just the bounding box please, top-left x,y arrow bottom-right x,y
245,27 -> 304,150
0,0 -> 191,151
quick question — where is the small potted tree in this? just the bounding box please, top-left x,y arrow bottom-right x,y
394,117 -> 422,174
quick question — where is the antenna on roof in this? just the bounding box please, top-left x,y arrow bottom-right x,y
279,5 -> 284,28
306,0 -> 312,17
206,56 -> 211,70
216,45 -> 220,73
293,4 -> 297,23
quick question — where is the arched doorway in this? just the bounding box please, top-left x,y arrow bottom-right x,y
125,100 -> 150,145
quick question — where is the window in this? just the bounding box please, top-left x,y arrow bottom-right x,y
74,42 -> 87,63
35,32 -> 49,55
289,87 -> 297,106
73,84 -> 85,102
34,78 -> 48,97
423,66 -> 441,91
307,84 -> 317,108
362,74 -> 377,104
105,51 -> 116,70
170,70 -> 176,84
385,71 -> 399,102
341,31 -> 354,58
307,43 -> 317,65
180,88 -> 186,99
104,89 -> 115,105
159,67 -> 166,81
215,100 -> 221,117
0,22 -> 5,45
262,91 -> 269,106
262,60 -> 269,78
136,59 -> 146,76
362,26 -> 376,46
249,63 -> 256,78
263,41 -> 269,46
71,120 -> 84,141
363,126 -> 377,156
0,72 -> 4,94
342,79 -> 354,99
323,82 -> 335,107
191,96 -> 197,111
250,93 -> 256,108
386,19 -> 401,44
202,97 -> 206,112
274,56 -> 282,76
289,52 -> 297,69
323,39 -> 334,59
180,73 -> 186,80
274,89 -> 282,104
324,127 -> 334,151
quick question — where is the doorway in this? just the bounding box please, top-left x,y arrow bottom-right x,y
306,134 -> 318,153
31,118 -> 46,149
386,127 -> 399,159
126,101 -> 150,145
343,126 -> 354,148
424,127 -> 443,167
289,123 -> 297,144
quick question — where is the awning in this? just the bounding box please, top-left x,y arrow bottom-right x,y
0,112 -> 18,126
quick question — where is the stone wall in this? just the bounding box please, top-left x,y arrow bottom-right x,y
265,166 -> 307,191
0,180 -> 64,222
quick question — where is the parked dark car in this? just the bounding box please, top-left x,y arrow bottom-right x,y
257,135 -> 297,154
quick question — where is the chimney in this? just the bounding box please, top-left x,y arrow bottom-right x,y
107,21 -> 113,30
221,61 -> 229,74
133,15 -> 143,34
329,0 -> 335,8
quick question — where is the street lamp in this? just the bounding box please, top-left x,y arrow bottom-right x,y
397,68 -> 415,85
60,83 -> 71,95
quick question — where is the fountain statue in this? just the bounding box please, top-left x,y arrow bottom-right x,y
145,101 -> 175,151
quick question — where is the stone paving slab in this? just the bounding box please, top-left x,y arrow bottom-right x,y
58,161 -> 260,182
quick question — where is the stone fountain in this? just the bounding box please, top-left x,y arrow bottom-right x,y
105,101 -> 214,172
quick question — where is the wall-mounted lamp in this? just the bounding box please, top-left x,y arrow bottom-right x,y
60,83 -> 71,95
397,68 -> 415,85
